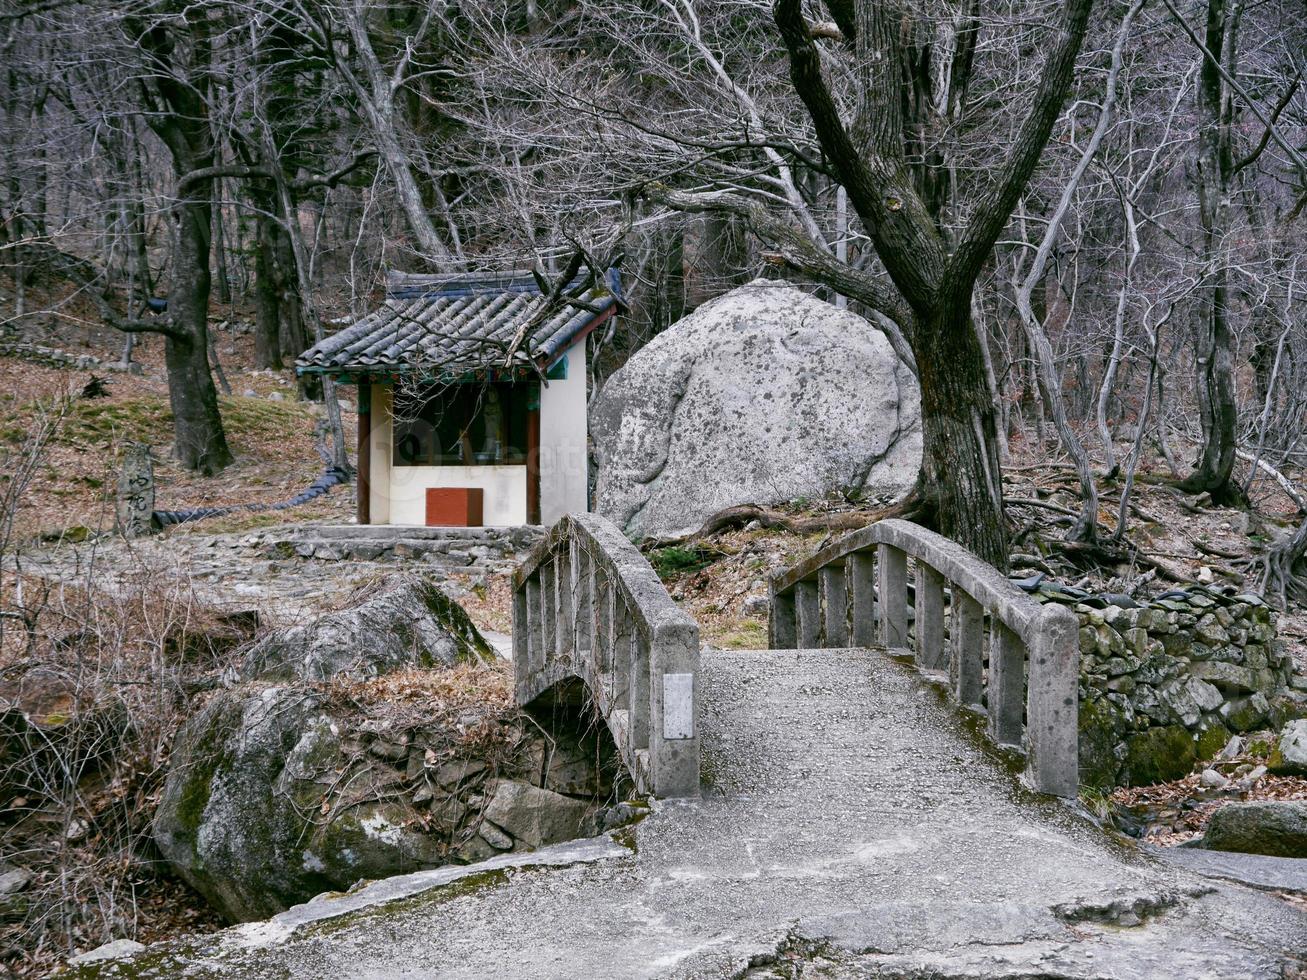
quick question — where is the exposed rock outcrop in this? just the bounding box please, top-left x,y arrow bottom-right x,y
241,577 -> 493,682
154,581 -> 621,922
592,280 -> 921,540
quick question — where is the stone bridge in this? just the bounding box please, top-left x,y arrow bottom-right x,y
76,516 -> 1307,979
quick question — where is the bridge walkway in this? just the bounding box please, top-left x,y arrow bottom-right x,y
130,645 -> 1307,979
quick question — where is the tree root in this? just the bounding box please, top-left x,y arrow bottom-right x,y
658,497 -> 922,546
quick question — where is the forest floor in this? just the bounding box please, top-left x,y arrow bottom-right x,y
2,299 -> 1306,975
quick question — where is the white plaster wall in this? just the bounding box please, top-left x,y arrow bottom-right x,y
539,337 -> 590,523
388,465 -> 527,526
367,383 -> 528,526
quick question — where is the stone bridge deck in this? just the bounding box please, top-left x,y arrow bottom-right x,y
89,647 -> 1307,979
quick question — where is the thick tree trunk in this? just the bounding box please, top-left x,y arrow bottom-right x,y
253,202 -> 283,369
1179,0 -> 1243,505
166,195 -> 232,474
915,301 -> 1009,569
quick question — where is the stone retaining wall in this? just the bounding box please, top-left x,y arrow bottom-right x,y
193,525 -> 545,570
1046,588 -> 1307,787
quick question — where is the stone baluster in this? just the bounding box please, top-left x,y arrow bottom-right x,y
795,580 -> 820,648
769,588 -> 797,649
630,629 -> 651,751
592,564 -> 611,672
554,548 -> 574,659
570,538 -> 593,657
877,544 -> 908,648
914,564 -> 946,670
540,561 -> 556,660
951,590 -> 984,707
849,552 -> 876,647
611,591 -> 633,710
820,563 -> 848,647
989,621 -> 1024,745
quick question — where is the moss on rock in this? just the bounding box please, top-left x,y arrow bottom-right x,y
1123,725 -> 1196,786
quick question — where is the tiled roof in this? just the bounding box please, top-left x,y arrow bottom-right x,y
296,268 -> 620,376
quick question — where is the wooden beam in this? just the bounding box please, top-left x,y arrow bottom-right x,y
357,379 -> 372,525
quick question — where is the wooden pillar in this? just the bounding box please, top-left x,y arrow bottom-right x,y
356,379 -> 371,525
526,389 -> 541,524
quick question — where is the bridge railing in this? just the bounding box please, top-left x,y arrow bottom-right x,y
512,513 -> 700,797
769,519 -> 1079,797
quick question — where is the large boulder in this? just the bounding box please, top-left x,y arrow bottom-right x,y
592,280 -> 921,540
240,577 -> 492,682
154,582 -> 614,922
1200,801 -> 1307,858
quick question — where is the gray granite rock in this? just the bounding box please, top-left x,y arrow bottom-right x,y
1201,801 -> 1307,858
592,280 -> 920,539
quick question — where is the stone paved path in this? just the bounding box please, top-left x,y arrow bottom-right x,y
80,647 -> 1307,979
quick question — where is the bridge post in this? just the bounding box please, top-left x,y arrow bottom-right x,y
795,581 -> 820,648
651,621 -> 700,797
989,621 -> 1024,745
769,588 -> 796,649
876,545 -> 908,648
820,564 -> 848,646
914,564 -> 946,670
1027,606 -> 1080,797
849,552 -> 876,647
951,591 -> 984,707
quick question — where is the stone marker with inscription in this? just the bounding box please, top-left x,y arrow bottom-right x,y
116,442 -> 156,537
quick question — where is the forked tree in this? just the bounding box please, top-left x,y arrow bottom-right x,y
673,0 -> 1096,568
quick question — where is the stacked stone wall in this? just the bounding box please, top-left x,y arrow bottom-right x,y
1047,589 -> 1306,787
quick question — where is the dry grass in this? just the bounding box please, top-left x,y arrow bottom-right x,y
0,563 -> 248,976
0,330 -> 354,544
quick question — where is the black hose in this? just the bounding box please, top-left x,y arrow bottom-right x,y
152,465 -> 351,527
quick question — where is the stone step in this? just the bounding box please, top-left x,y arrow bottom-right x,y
261,536 -> 521,567
270,523 -> 543,545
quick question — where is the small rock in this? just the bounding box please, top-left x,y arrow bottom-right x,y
1235,765 -> 1268,791
741,595 -> 769,617
0,868 -> 32,895
1199,769 -> 1229,790
478,822 -> 513,850
242,389 -> 258,398
1196,566 -> 1215,585
1216,735 -> 1243,761
67,939 -> 146,965
1269,719 -> 1307,776
482,780 -> 592,849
